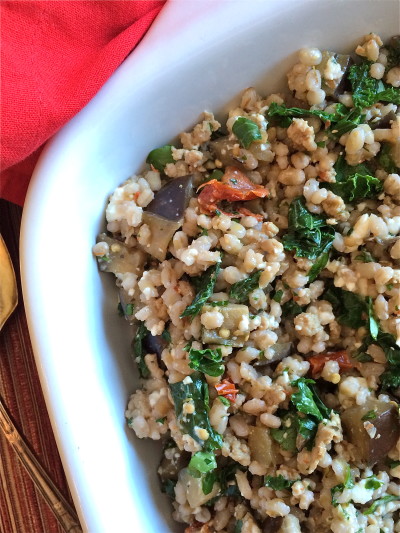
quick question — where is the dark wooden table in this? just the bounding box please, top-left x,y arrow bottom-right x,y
0,199 -> 79,533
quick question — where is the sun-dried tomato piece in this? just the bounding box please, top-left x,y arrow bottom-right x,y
198,166 -> 268,215
309,350 -> 353,376
215,378 -> 239,402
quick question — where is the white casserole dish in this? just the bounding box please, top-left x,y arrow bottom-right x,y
20,1 -> 400,531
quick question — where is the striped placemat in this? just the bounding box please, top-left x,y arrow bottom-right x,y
0,199 -> 79,533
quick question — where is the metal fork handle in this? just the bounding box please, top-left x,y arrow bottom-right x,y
0,396 -> 82,533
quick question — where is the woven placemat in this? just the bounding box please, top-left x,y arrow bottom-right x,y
0,199 -> 79,533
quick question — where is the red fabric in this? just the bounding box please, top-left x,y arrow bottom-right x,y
0,1 -> 166,206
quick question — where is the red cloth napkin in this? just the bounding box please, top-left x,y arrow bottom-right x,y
0,0 -> 166,206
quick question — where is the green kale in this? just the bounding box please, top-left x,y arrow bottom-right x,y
377,143 -> 398,174
207,169 -> 224,182
291,378 -> 332,421
188,347 -> 224,377
208,300 -> 229,307
331,464 -> 354,506
270,410 -> 318,453
323,285 -> 369,329
282,197 -> 335,262
270,411 -> 298,452
169,372 -> 223,451
272,290 -> 283,303
202,460 -> 243,496
264,475 -> 298,490
308,251 -> 330,282
132,322 -> 151,379
232,117 -> 262,148
266,102 -> 334,127
146,144 -> 174,172
349,60 -> 400,107
327,155 -> 383,203
161,478 -> 177,498
363,495 -> 399,515
355,250 -> 375,263
361,409 -> 377,421
281,299 -> 304,319
266,102 -> 365,138
365,476 -> 383,490
181,262 -> 221,318
161,328 -> 171,343
229,270 -> 262,303
188,451 -> 217,478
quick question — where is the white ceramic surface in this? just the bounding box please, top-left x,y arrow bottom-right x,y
21,1 -> 399,531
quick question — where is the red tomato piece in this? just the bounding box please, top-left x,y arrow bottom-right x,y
309,350 -> 353,377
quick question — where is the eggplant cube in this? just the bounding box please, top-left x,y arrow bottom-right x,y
201,303 -> 249,347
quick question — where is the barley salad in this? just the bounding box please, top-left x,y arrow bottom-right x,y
93,34 -> 400,533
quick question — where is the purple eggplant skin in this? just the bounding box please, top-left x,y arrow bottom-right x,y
142,174 -> 194,261
341,399 -> 400,465
143,331 -> 167,358
145,174 -> 194,221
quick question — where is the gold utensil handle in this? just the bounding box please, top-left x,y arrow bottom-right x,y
0,397 -> 82,533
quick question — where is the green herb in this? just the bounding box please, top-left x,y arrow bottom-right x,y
330,106 -> 366,138
271,380 -> 330,453
161,479 -> 177,498
229,270 -> 261,303
161,328 -> 171,344
331,465 -> 354,506
264,475 -> 298,490
266,102 -> 336,127
349,60 -> 400,107
386,283 -> 394,291
355,250 -> 375,263
365,476 -> 383,490
132,323 -> 151,379
218,396 -> 231,407
389,460 -> 400,469
266,102 -> 365,138
327,155 -> 383,203
146,144 -> 174,172
200,227 -> 209,236
98,255 -> 111,262
188,347 -> 224,377
291,378 -> 331,421
215,209 -> 221,216
125,303 -> 134,316
202,459 -> 243,496
363,495 -> 399,515
181,262 -> 221,318
281,299 -> 304,319
169,372 -> 223,451
316,141 -> 326,148
188,451 -> 217,477
308,250 -> 330,282
232,117 -> 262,148
156,417 -> 166,424
270,411 -> 298,452
361,410 -> 377,421
208,300 -> 229,307
358,329 -> 400,390
323,285 -> 369,329
270,410 -> 318,452
207,169 -> 224,182
234,520 -> 243,533
282,198 -> 335,272
377,143 -> 398,174
272,290 -> 283,303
